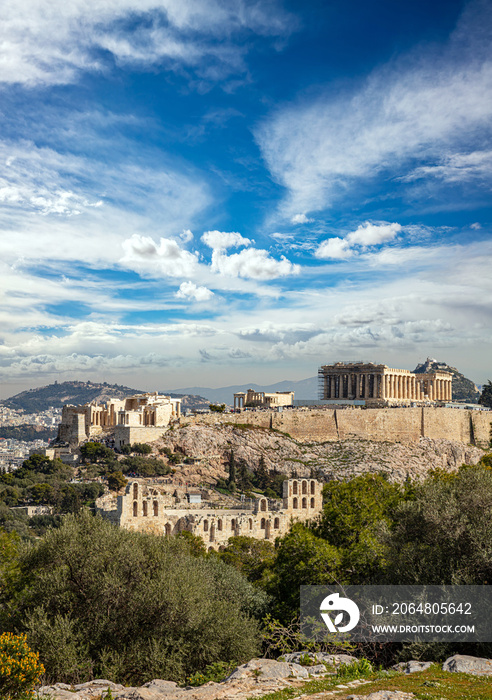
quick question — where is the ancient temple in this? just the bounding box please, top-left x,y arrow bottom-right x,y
318,362 -> 452,406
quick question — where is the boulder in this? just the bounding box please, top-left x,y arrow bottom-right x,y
347,692 -> 415,700
225,658 -> 307,682
442,654 -> 492,676
280,652 -> 356,666
392,661 -> 433,674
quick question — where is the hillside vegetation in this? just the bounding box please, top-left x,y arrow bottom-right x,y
2,380 -> 209,413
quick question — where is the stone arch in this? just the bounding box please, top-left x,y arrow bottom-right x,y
248,518 -> 253,530
210,525 -> 215,542
142,500 -> 148,516
260,499 -> 267,512
302,480 -> 307,494
293,480 -> 298,495
265,520 -> 271,539
274,517 -> 279,529
133,483 -> 138,499
310,497 -> 315,508
293,497 -> 298,509
310,480 -> 315,494
208,546 -> 214,552
231,519 -> 236,530
165,523 -> 171,536
203,519 -> 209,532
217,519 -> 223,531
133,501 -> 137,517
302,497 -> 307,509
153,500 -> 158,516
260,518 -> 266,529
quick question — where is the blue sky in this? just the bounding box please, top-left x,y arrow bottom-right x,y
1,0 -> 491,397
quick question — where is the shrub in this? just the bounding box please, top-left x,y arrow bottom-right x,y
0,632 -> 44,699
12,512 -> 264,686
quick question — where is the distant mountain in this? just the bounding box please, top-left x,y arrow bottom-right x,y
3,381 -> 210,413
168,376 -> 319,405
413,358 -> 480,403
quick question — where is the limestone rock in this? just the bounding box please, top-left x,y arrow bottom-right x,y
156,424 -> 485,486
392,660 -> 433,673
442,654 -> 492,676
225,658 -> 308,682
281,652 -> 356,666
347,692 -> 415,700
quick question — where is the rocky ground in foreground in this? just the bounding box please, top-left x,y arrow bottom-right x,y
155,424 -> 486,486
37,654 -> 492,700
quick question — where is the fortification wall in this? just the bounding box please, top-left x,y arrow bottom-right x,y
184,407 -> 492,447
114,425 -> 167,447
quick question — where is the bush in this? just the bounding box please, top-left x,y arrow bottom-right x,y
0,632 -> 44,699
11,512 -> 264,686
131,443 -> 152,455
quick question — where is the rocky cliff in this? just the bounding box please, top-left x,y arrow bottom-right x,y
155,424 -> 485,485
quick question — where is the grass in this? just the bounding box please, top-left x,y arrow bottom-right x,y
248,664 -> 492,700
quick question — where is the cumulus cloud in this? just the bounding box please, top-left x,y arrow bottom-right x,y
346,222 -> 401,247
180,228 -> 194,242
211,247 -> 300,280
121,234 -> 198,277
175,281 -> 214,301
315,237 -> 353,260
256,3 -> 492,216
1,0 -> 296,87
291,213 -> 313,224
201,230 -> 252,250
316,222 -> 402,260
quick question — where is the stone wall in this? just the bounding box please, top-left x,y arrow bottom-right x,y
182,407 -> 492,448
114,425 -> 168,447
98,478 -> 323,550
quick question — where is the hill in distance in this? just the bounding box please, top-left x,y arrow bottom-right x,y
3,381 -> 210,413
413,358 -> 481,403
168,376 -> 319,405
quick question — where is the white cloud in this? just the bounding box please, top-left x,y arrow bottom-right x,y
0,0 -> 295,87
176,281 -> 214,301
316,222 -> 402,260
346,222 -> 401,246
0,138 -> 210,266
315,237 -> 353,260
180,229 -> 194,242
471,222 -> 482,230
121,234 -> 199,277
201,230 -> 252,250
403,150 -> 492,184
211,248 -> 300,280
291,213 -> 313,224
256,4 -> 492,216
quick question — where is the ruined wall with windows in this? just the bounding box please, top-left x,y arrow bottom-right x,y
97,478 -> 323,550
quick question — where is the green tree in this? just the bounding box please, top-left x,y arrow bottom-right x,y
228,451 -> 237,487
107,471 -> 128,491
9,512 -> 264,685
253,455 -> 270,491
218,536 -> 275,584
315,474 -> 405,582
479,379 -> 492,408
267,524 -> 342,621
80,442 -> 114,463
384,464 -> 492,585
131,443 -> 152,455
209,404 -> 226,413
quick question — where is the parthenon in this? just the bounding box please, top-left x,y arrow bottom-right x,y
319,362 -> 452,406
